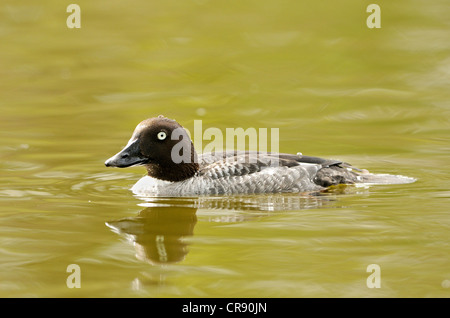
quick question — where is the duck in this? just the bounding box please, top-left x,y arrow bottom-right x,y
105,115 -> 415,197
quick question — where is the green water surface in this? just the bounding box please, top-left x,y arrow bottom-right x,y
0,0 -> 449,297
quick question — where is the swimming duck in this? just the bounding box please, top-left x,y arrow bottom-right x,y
105,116 -> 415,196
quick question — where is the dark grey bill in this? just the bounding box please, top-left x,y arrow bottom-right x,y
105,139 -> 148,168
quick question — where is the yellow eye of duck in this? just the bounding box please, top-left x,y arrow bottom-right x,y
157,131 -> 167,140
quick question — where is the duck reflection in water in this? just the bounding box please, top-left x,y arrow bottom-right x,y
106,204 -> 197,265
106,193 -> 338,265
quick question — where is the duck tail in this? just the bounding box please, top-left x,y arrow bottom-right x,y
314,163 -> 416,187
